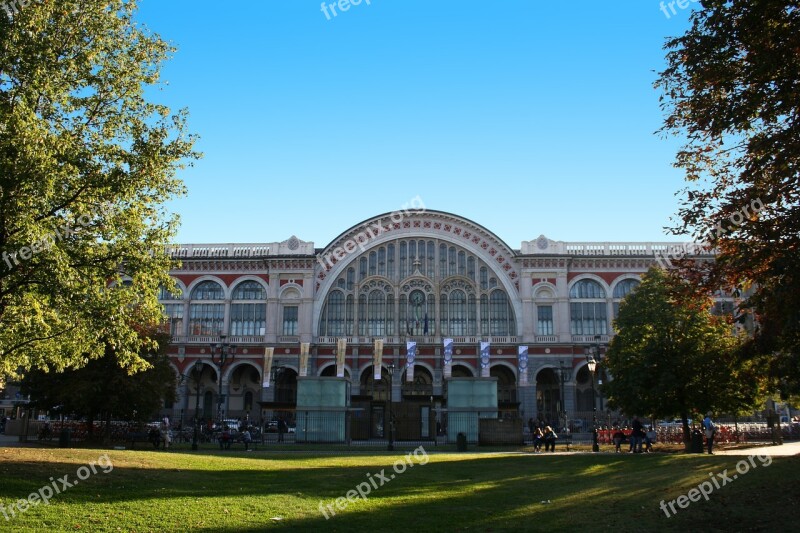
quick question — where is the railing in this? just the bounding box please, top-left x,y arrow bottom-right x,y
316,336 -> 520,345
521,240 -> 707,256
571,335 -> 611,344
277,336 -> 300,344
535,335 -> 558,343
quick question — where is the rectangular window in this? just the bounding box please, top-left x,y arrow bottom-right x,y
537,305 -> 553,336
163,304 -> 184,337
230,303 -> 266,336
189,303 -> 224,336
283,306 -> 299,336
570,302 -> 607,335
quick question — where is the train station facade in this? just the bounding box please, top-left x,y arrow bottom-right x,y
159,210 -> 713,436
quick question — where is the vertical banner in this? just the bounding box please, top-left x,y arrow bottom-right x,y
480,341 -> 491,377
299,342 -> 310,377
518,346 -> 529,386
373,339 -> 384,380
406,341 -> 417,382
262,347 -> 274,388
336,338 -> 347,378
443,338 -> 454,379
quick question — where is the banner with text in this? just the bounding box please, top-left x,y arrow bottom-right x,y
299,342 -> 310,377
406,341 -> 417,382
336,338 -> 347,378
373,339 -> 384,380
443,338 -> 454,379
518,346 -> 529,386
480,341 -> 491,377
262,347 -> 274,388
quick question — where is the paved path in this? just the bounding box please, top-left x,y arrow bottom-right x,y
713,440 -> 800,457
2,432 -> 798,456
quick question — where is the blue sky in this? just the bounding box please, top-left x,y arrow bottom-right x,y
136,0 -> 697,248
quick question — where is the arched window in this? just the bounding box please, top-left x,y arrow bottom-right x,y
230,281 -> 267,336
489,290 -> 516,336
570,279 -> 607,335
613,279 -> 640,298
449,290 -> 467,335
613,278 -> 640,318
378,247 -> 386,277
400,241 -> 408,279
189,281 -> 224,336
387,243 -> 396,280
570,279 -> 606,299
367,290 -> 386,336
320,291 -> 346,336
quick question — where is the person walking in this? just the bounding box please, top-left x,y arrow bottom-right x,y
242,428 -> 252,451
703,412 -> 716,454
631,416 -> 644,453
277,417 -> 287,443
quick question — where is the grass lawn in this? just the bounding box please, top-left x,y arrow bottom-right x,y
1,444 -> 797,532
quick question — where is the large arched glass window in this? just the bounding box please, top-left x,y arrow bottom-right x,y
230,281 -> 266,336
570,279 -> 607,335
189,280 -> 224,336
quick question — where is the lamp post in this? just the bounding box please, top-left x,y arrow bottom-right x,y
387,363 -> 395,451
191,360 -> 203,451
209,335 -> 236,427
557,360 -> 570,432
585,350 -> 599,452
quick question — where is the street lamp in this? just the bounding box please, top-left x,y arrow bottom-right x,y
387,363 -> 395,451
585,349 -> 599,452
557,361 -> 570,432
209,335 -> 237,427
191,360 -> 203,451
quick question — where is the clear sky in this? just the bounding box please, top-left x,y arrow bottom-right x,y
135,0 -> 697,249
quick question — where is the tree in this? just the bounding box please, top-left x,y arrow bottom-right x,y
655,0 -> 800,394
20,325 -> 178,440
603,268 -> 764,450
0,0 -> 198,377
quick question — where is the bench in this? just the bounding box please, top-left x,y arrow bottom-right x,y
561,434 -> 573,451
124,432 -> 157,449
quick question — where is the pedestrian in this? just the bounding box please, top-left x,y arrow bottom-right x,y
0,415 -> 7,434
543,425 -> 558,452
532,427 -> 544,452
242,428 -> 252,451
219,427 -> 232,450
702,412 -> 716,454
277,417 -> 287,443
630,416 -> 644,453
612,426 -> 625,453
645,426 -> 656,452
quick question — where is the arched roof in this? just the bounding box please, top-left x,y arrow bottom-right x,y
315,209 -> 520,289
312,210 -> 523,336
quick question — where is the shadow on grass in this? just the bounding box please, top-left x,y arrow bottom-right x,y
1,450 -> 798,532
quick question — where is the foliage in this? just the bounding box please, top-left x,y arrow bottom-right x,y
603,268 -> 764,447
655,0 -> 800,394
20,325 -> 177,425
0,0 -> 198,376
